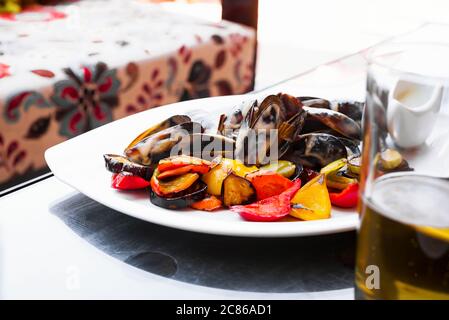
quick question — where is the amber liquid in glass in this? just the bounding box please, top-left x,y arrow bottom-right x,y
356,175 -> 449,300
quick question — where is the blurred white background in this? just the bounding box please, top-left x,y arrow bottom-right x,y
160,0 -> 449,88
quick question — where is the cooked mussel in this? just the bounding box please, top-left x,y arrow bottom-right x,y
299,97 -> 331,109
126,115 -> 191,150
234,94 -> 306,165
177,133 -> 235,161
234,95 -> 283,165
298,97 -> 364,124
333,100 -> 364,124
217,99 -> 257,138
103,154 -> 153,180
338,137 -> 361,159
287,133 -> 348,169
302,106 -> 361,140
125,122 -> 204,166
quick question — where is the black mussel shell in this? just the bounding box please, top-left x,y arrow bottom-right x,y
177,133 -> 235,161
292,133 -> 347,169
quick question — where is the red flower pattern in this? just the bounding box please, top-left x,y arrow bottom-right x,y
0,63 -> 11,79
126,68 -> 164,114
178,45 -> 193,64
229,33 -> 248,58
0,133 -> 26,173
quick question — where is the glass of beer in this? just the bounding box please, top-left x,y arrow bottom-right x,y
356,42 -> 449,300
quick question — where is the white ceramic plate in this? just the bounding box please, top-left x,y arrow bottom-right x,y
45,95 -> 359,237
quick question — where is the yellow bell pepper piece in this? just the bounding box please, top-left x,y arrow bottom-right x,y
0,0 -> 21,14
290,174 -> 331,221
201,158 -> 257,196
230,159 -> 258,178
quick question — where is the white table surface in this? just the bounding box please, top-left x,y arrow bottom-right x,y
0,177 -> 354,300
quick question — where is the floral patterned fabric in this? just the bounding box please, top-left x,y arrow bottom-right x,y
0,0 -> 256,188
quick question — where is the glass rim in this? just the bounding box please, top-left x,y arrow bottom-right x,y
364,41 -> 449,83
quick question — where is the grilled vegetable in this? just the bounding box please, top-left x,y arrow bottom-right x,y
157,165 -> 209,180
222,173 -> 255,207
231,180 -> 302,222
111,172 -> 150,190
230,159 -> 258,178
157,155 -> 213,172
150,182 -> 207,209
320,158 -> 347,176
155,155 -> 212,180
248,172 -> 294,200
347,156 -> 361,175
380,149 -> 402,170
320,158 -> 356,189
201,158 -> 256,196
201,160 -> 233,196
104,154 -> 153,180
290,174 -> 331,220
326,172 -> 357,190
329,183 -> 359,208
191,195 -> 222,211
151,170 -> 199,197
259,160 -> 297,178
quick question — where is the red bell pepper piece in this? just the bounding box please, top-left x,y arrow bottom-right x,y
157,156 -> 211,173
329,182 -> 359,208
157,164 -> 209,180
111,172 -> 150,190
231,179 -> 302,222
249,172 -> 294,200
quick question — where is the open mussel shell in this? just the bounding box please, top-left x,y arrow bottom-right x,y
126,115 -> 191,150
249,95 -> 285,130
218,99 -> 257,137
125,121 -> 204,166
338,137 -> 361,159
302,106 -> 362,140
103,154 -> 153,180
298,96 -> 331,109
234,95 -> 288,166
298,97 -> 364,124
288,133 -> 348,169
332,100 -> 364,124
149,181 -> 207,209
277,93 -> 304,119
177,133 -> 235,161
